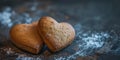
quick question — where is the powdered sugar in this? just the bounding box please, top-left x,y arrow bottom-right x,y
16,55 -> 41,60
0,7 -> 34,29
1,47 -> 14,55
0,7 -> 13,27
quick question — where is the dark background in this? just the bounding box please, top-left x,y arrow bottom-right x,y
0,0 -> 120,60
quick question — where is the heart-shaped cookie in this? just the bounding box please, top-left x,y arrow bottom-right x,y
10,22 -> 43,54
38,16 -> 75,52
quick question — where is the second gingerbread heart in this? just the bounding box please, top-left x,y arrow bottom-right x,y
38,16 -> 75,52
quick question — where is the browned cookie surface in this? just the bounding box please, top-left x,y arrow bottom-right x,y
38,16 -> 75,52
10,22 -> 43,54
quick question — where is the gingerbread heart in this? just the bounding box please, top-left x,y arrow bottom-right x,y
10,22 -> 43,54
38,16 -> 75,52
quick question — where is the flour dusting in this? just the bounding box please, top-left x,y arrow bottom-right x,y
0,7 -> 13,27
16,55 -> 41,60
0,7 -> 34,29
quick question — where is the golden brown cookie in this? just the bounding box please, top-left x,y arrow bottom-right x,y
38,16 -> 75,52
10,22 -> 43,54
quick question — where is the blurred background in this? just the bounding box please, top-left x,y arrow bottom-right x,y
0,0 -> 120,60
